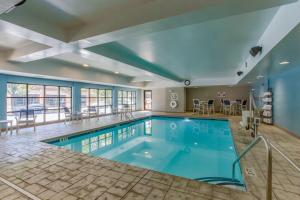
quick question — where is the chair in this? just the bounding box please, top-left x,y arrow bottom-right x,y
199,101 -> 208,115
112,107 -> 119,116
64,107 -> 82,123
241,100 -> 248,110
15,109 -> 36,133
192,99 -> 200,113
207,99 -> 215,115
220,99 -> 224,113
223,100 -> 231,115
120,104 -> 133,120
234,99 -> 243,115
87,106 -> 98,118
0,120 -> 13,134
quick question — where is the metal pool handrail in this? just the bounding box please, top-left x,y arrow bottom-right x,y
232,135 -> 272,200
269,142 -> 300,172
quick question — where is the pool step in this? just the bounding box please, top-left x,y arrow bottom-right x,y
194,177 -> 244,187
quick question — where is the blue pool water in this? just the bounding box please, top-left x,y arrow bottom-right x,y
49,116 -> 244,186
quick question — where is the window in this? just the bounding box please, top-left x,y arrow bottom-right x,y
6,83 -> 72,125
144,90 -> 152,110
80,88 -> 89,112
118,90 -> 136,111
45,86 -> 59,122
145,120 -> 152,135
117,126 -> 136,142
99,89 -> 112,114
80,88 -> 113,114
81,132 -> 113,154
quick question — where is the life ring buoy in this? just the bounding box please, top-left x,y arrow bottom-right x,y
170,100 -> 178,109
170,122 -> 177,130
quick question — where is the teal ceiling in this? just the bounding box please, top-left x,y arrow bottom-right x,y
87,42 -> 183,82
88,7 -> 278,81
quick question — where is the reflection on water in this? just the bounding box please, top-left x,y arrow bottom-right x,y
51,117 -> 243,184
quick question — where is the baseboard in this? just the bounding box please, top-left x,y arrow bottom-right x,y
273,124 -> 300,139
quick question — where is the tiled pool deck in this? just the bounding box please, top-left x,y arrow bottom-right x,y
0,111 -> 299,200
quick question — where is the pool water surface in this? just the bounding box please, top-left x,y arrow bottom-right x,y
49,116 -> 244,186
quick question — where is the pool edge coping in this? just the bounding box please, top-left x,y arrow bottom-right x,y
41,114 -> 229,143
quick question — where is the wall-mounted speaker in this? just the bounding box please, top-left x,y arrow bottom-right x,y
237,71 -> 243,76
250,46 -> 262,57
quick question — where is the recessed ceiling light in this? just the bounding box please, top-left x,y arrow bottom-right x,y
256,75 -> 264,79
279,61 -> 290,65
114,71 -> 119,74
82,64 -> 89,67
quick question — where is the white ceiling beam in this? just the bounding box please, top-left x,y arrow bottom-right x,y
191,78 -> 237,87
8,0 -> 296,63
0,20 -> 63,47
64,49 -> 153,77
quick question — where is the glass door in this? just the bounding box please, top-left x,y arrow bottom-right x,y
144,90 -> 152,110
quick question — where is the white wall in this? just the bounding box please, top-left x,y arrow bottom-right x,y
151,87 -> 185,112
152,88 -> 167,111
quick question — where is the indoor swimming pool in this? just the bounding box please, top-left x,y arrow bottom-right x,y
48,116 -> 244,187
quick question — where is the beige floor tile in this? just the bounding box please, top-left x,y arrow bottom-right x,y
0,112 -> 299,200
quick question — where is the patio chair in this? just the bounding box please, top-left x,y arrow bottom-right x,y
64,107 -> 82,123
87,106 -> 98,118
120,104 -> 133,120
192,99 -> 200,113
223,100 -> 231,115
241,100 -> 248,110
199,101 -> 208,115
207,99 -> 215,114
220,99 -> 224,113
15,109 -> 36,133
235,99 -> 243,115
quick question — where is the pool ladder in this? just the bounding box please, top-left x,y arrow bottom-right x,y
232,135 -> 300,200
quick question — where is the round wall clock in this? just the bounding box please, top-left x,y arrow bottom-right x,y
184,80 -> 191,86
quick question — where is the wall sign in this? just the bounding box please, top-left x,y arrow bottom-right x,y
169,92 -> 178,109
170,93 -> 178,101
217,91 -> 226,98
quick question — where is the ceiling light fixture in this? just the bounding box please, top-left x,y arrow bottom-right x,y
83,64 -> 89,67
279,61 -> 290,65
256,75 -> 264,80
114,71 -> 119,74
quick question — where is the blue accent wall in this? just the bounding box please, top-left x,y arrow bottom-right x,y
0,73 -> 142,121
252,67 -> 300,137
269,67 -> 300,136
